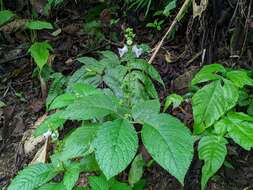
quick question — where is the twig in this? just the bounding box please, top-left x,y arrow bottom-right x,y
0,53 -> 28,65
148,0 -> 192,64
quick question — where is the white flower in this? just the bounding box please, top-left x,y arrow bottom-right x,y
43,130 -> 52,139
132,45 -> 143,58
118,45 -> 128,57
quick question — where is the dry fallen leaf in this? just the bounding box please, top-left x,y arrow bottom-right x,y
0,19 -> 27,33
192,0 -> 209,18
30,138 -> 49,164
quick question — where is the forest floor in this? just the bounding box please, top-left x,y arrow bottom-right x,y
1,0 -> 253,189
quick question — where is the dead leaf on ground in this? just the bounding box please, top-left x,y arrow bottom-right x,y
30,138 -> 49,164
29,99 -> 44,113
0,19 -> 27,33
172,66 -> 199,92
12,114 -> 26,137
193,0 -> 209,18
22,114 -> 47,155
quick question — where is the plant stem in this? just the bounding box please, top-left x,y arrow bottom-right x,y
148,0 -> 192,64
39,75 -> 47,100
0,0 -> 3,11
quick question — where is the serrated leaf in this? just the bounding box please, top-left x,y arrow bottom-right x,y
61,94 -> 119,120
49,93 -> 77,110
192,64 -> 226,85
192,80 -> 238,134
67,66 -> 102,90
104,65 -> 128,98
52,124 -> 98,162
99,50 -> 121,67
128,59 -> 164,87
198,136 -> 228,190
226,112 -> 253,150
124,70 -> 158,102
26,20 -> 53,30
163,93 -> 183,111
132,99 -> 160,121
28,42 -> 53,70
77,57 -> 104,74
128,154 -> 145,186
94,119 -> 138,179
0,10 -> 15,26
141,113 -> 194,184
226,70 -> 253,88
88,175 -> 109,190
63,164 -> 80,190
8,163 -> 58,190
34,111 -> 65,137
71,83 -> 100,95
46,73 -> 67,109
37,183 -> 66,190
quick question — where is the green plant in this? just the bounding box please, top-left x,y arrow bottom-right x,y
146,19 -> 164,31
8,50 -> 194,190
0,10 -> 15,26
125,0 -> 177,16
191,64 -> 253,190
26,20 -> 54,99
0,100 -> 5,108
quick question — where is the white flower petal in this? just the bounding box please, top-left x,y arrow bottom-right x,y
132,45 -> 143,58
43,130 -> 52,139
118,45 -> 128,57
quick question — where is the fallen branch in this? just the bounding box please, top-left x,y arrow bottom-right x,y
148,0 -> 192,64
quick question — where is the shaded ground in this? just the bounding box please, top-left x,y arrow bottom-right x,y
1,0 -> 253,189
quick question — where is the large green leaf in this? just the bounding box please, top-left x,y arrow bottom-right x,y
63,164 -> 80,190
67,66 -> 102,90
37,183 -> 66,190
123,70 -> 157,103
34,111 -> 65,137
26,20 -> 53,30
192,80 -> 238,134
0,10 -> 15,26
49,93 -> 77,110
61,94 -> 119,120
28,42 -> 53,71
88,175 -> 109,190
99,51 -> 121,67
226,70 -> 253,88
191,64 -> 226,85
94,119 -> 138,179
51,124 -> 98,162
128,59 -> 164,87
226,112 -> 253,150
132,99 -> 160,121
8,163 -> 58,190
77,57 -> 104,74
103,65 -> 128,98
141,113 -> 194,184
49,84 -> 102,110
198,136 -> 228,190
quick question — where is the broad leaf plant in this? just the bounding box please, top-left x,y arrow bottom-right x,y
8,50 -> 194,190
